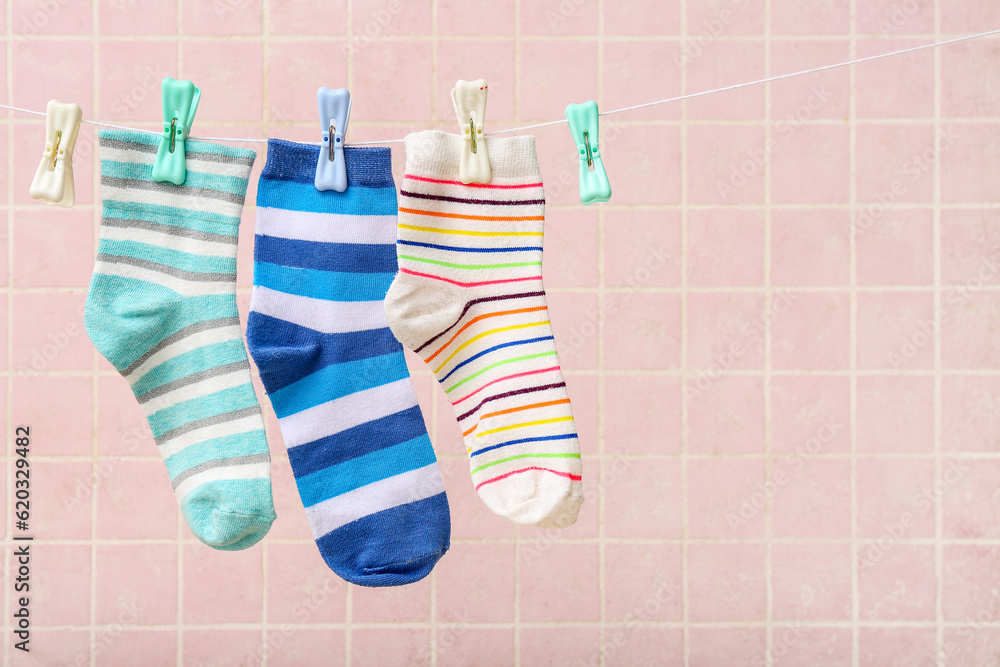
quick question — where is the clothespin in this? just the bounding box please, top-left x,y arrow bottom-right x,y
315,87 -> 351,192
452,79 -> 490,184
565,101 -> 612,205
29,100 -> 83,208
152,77 -> 200,185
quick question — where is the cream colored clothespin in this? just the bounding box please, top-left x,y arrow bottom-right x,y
29,100 -> 83,207
452,79 -> 490,184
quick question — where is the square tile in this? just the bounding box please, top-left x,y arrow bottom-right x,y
98,630 -> 175,667
12,375 -> 91,454
183,630 -> 262,666
267,629 -> 344,667
183,544 -> 262,624
857,457 -> 935,539
352,576 -> 430,623
771,209 -> 850,286
435,40 -> 515,122
13,0 -> 92,35
856,39 -> 934,117
96,544 -> 176,625
181,0 -> 261,34
858,544 -> 936,621
604,544 -> 682,622
600,124 -> 680,205
856,209 -> 934,285
266,542 -> 346,624
520,0 -> 597,35
941,209 -> 1000,285
858,376 -> 934,453
604,458 -> 682,538
13,208 -> 94,287
686,124 -> 766,205
437,0 -> 514,35
519,543 -> 599,622
99,0 -> 177,34
12,39 -> 93,123
352,629 -> 430,667
602,41 -> 681,121
770,376 -> 850,455
685,293 -> 766,370
12,293 -> 90,373
770,40 -> 849,121
942,458 -> 1000,538
942,375 -> 1000,452
549,290 -> 599,370
520,627 -> 599,667
855,123 -> 935,204
438,629 -> 513,667
542,207 -> 598,288
686,39 -> 765,120
686,209 -> 764,287
687,543 -> 766,621
771,1 -> 849,34
98,41 -> 176,122
858,628 -> 936,667
772,543 -> 851,621
774,628 -> 852,667
687,375 -> 765,455
942,545 -> 1000,622
436,543 -> 514,623
603,209 -> 681,288
602,292 -> 681,370
945,289 -> 1000,369
941,123 -> 1000,204
771,459 -> 851,539
266,42 -> 348,123
770,125 -> 850,204
33,460 -> 93,540
686,0 -> 764,37
181,41 -> 263,122
31,544 -> 91,627
770,291 -> 850,370
856,0 -> 933,34
604,629 -> 683,667
604,375 -> 681,455
97,460 -> 177,539
856,291 -> 936,370
688,627 -> 767,667
686,457 -> 766,538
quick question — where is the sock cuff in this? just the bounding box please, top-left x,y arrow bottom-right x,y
404,130 -> 542,183
261,139 -> 395,188
98,129 -> 257,165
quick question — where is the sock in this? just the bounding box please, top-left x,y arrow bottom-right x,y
85,130 -> 275,551
384,130 -> 583,528
247,139 -> 450,587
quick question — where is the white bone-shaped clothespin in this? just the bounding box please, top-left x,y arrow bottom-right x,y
452,79 -> 490,184
29,100 -> 83,208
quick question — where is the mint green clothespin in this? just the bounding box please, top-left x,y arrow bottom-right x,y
565,101 -> 611,205
152,77 -> 201,185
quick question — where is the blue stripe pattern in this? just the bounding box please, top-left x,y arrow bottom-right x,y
247,139 -> 450,587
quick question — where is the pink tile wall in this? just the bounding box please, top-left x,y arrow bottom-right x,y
3,0 -> 1000,665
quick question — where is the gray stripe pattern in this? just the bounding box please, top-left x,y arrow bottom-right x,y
123,316 -> 241,376
96,253 -> 236,282
154,405 -> 263,446
170,453 -> 272,490
98,137 -> 257,167
102,217 -> 239,243
101,175 -> 247,205
136,360 -> 252,404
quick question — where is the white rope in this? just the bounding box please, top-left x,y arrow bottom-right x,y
2,28 -> 998,146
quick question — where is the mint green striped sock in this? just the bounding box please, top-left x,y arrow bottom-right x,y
85,129 -> 276,551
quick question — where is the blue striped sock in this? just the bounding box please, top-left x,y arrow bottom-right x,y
247,139 -> 450,587
85,130 -> 275,551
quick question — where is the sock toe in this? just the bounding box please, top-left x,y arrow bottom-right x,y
181,479 -> 276,551
478,470 -> 583,527
316,492 -> 451,587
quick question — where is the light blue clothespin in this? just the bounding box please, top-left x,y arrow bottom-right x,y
152,77 -> 200,185
565,101 -> 611,205
315,87 -> 351,192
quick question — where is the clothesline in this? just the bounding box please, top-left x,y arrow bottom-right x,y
5,27 -> 1000,146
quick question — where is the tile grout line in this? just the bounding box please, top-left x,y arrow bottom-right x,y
260,2 -> 270,664
933,0 -> 944,660
595,0 -> 606,664
89,1 -> 101,664
175,2 -> 184,665
678,0 -> 689,664
762,0 -> 773,662
512,1 -> 522,664
4,0 -> 12,660
848,0 -> 859,664
344,2 -> 355,665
